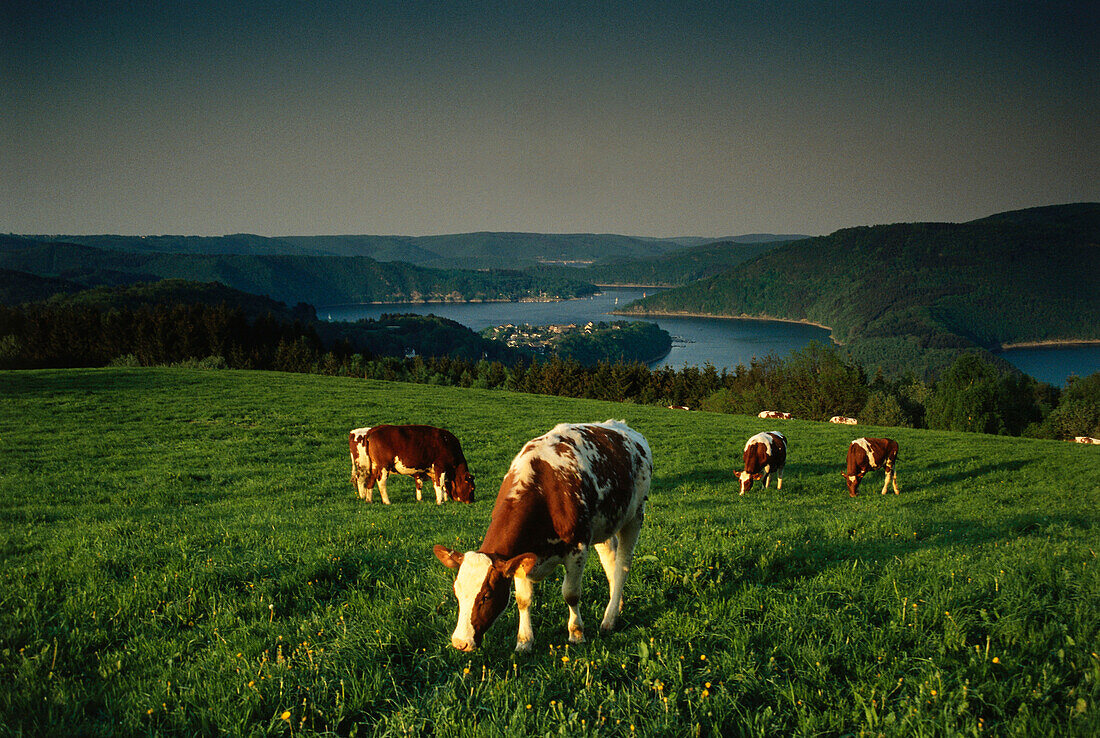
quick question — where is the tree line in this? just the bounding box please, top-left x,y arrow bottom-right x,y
1,301 -> 1096,440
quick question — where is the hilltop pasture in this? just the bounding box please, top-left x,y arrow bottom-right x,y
1,368 -> 1099,736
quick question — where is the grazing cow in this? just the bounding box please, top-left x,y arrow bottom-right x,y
1075,436 -> 1099,444
845,437 -> 900,497
434,420 -> 652,652
349,425 -> 475,505
736,431 -> 787,495
830,416 -> 858,425
758,410 -> 791,420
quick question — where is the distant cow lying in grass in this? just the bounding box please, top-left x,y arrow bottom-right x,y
845,437 -> 899,497
758,410 -> 791,419
736,431 -> 787,495
830,416 -> 858,425
349,425 -> 475,504
434,420 -> 652,652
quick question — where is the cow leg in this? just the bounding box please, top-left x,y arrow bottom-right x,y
414,474 -> 423,502
594,537 -> 618,594
434,472 -> 446,505
360,467 -> 377,503
562,547 -> 589,644
880,469 -> 890,495
887,467 -> 900,494
352,465 -> 368,501
377,469 -> 391,505
514,575 -> 537,653
601,514 -> 643,633
775,462 -> 784,490
763,472 -> 771,488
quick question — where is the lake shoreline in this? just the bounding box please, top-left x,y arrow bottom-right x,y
612,308 -> 839,341
998,339 -> 1100,351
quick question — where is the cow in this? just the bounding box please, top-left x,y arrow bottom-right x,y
348,425 -> 475,505
736,431 -> 787,495
433,420 -> 652,652
830,416 -> 858,425
758,410 -> 791,420
845,437 -> 900,497
1075,436 -> 1100,444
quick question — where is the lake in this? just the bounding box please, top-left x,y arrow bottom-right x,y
323,287 -> 832,371
997,345 -> 1100,387
323,287 -> 1098,384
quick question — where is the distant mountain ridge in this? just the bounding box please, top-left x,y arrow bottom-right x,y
619,203 -> 1100,377
10,232 -> 686,270
0,236 -> 598,306
10,231 -> 812,270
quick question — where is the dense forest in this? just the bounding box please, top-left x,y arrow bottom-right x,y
1,285 -> 1096,440
552,321 -> 672,365
0,237 -> 599,306
620,203 -> 1100,377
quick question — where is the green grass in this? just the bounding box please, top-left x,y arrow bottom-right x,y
1,368 -> 1099,736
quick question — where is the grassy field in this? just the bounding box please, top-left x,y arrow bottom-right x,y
1,368 -> 1099,736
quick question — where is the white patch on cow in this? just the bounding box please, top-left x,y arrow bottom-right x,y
853,437 -> 876,468
744,431 -> 784,455
393,458 -> 425,476
848,474 -> 858,483
452,552 -> 494,649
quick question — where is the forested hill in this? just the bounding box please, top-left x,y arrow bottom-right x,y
527,237 -> 796,286
0,237 -> 597,306
619,203 -> 1100,376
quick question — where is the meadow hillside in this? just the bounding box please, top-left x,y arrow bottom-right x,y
1,369 -> 1099,736
619,203 -> 1100,377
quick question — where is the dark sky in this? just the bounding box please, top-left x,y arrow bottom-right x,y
3,1 -> 1097,237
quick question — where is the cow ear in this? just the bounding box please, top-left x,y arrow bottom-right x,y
433,544 -> 464,569
499,553 -> 539,580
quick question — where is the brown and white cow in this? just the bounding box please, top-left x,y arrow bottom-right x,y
433,420 -> 652,652
845,437 -> 900,497
1075,436 -> 1100,444
349,425 -> 475,505
830,416 -> 858,425
736,431 -> 787,495
758,410 -> 791,420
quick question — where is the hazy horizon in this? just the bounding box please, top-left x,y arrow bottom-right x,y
3,1 -> 1097,237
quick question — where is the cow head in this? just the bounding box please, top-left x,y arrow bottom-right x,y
843,472 -> 861,497
434,545 -> 537,651
446,465 -> 476,503
736,470 -> 759,495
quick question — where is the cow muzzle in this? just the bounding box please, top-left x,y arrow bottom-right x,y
451,635 -> 478,652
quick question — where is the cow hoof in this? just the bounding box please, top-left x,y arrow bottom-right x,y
738,490 -> 745,496
568,630 -> 585,644
515,640 -> 533,653
849,492 -> 858,498
600,620 -> 616,633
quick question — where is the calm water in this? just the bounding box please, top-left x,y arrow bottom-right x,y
322,288 -> 1098,383
998,345 -> 1100,386
324,287 -> 831,371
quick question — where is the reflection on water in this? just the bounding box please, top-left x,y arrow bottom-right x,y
324,287 -> 832,371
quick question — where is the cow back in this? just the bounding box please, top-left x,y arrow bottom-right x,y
482,420 -> 652,558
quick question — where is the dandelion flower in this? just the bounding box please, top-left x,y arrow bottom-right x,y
992,657 -> 1000,664
281,711 -> 291,721
561,656 -> 570,663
